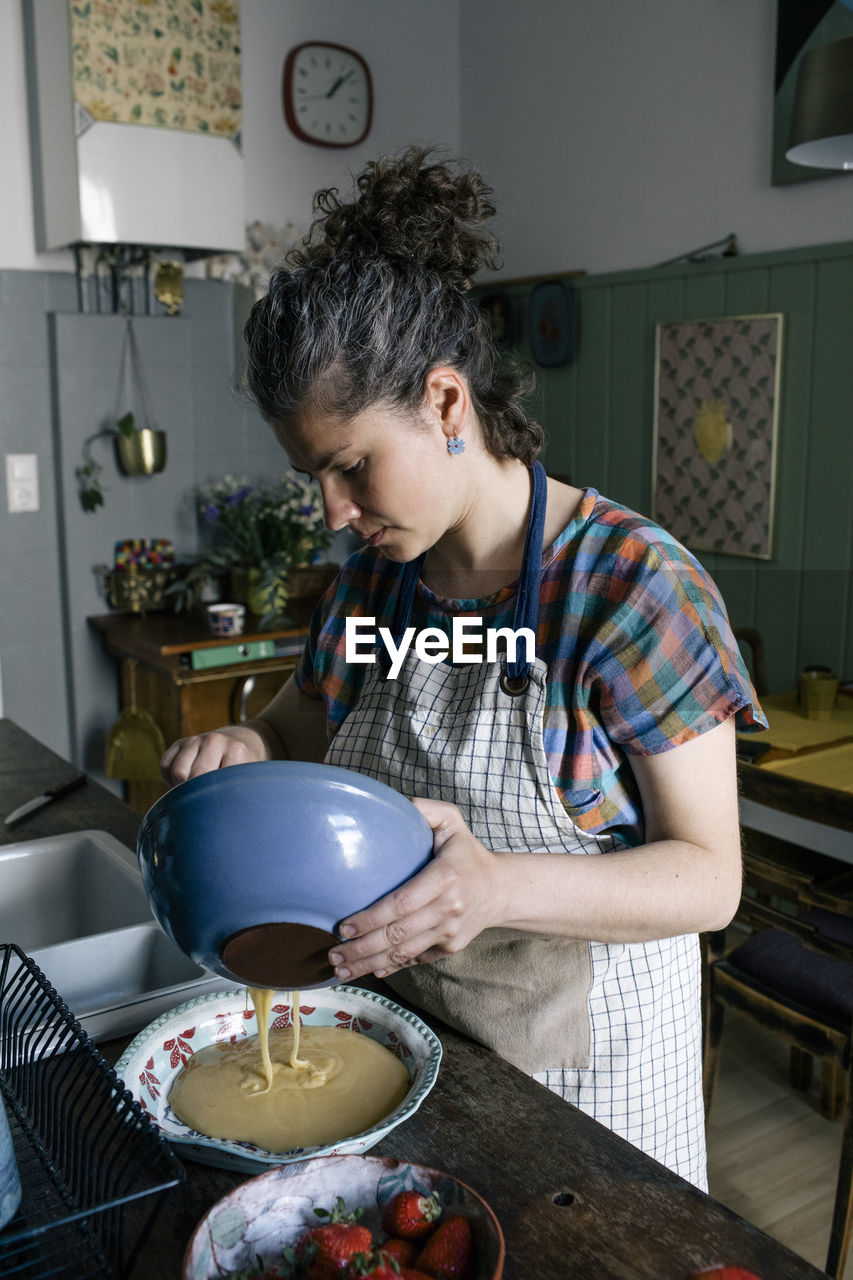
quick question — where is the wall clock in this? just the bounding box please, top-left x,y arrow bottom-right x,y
283,42 -> 373,148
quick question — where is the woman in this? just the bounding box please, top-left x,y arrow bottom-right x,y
162,148 -> 766,1188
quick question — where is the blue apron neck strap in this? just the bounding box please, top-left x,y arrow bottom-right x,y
390,552 -> 426,645
506,459 -> 546,682
386,460 -> 547,680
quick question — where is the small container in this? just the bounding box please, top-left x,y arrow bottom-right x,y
207,602 -> 246,637
116,427 -> 167,476
799,669 -> 839,721
0,1094 -> 21,1231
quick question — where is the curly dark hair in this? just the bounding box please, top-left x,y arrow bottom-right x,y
244,147 -> 544,465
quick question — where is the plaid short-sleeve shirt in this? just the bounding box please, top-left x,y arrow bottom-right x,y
296,488 -> 766,846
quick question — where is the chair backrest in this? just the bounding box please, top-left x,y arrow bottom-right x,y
732,626 -> 768,697
705,830 -> 853,1279
734,828 -> 853,962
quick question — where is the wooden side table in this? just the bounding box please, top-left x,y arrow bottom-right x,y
89,613 -> 308,813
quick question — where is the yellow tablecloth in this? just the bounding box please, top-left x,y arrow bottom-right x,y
750,691 -> 853,753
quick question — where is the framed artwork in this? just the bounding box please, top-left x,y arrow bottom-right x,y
652,314 -> 783,560
529,280 -> 576,367
478,292 -> 516,349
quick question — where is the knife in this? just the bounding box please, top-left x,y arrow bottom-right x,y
4,774 -> 87,828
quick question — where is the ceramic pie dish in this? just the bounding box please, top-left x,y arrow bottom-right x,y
114,985 -> 442,1173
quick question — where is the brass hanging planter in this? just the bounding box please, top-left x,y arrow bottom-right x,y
75,319 -> 168,511
117,426 -> 167,477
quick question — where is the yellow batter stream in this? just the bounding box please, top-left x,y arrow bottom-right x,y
168,988 -> 410,1153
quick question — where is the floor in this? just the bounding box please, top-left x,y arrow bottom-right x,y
707,1008 -> 848,1277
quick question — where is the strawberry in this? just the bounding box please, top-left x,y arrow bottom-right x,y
295,1198 -> 372,1280
690,1269 -> 762,1280
345,1255 -> 400,1279
296,1224 -> 373,1278
381,1190 -> 442,1241
414,1215 -> 474,1280
379,1238 -> 418,1267
345,1255 -> 401,1279
346,1248 -> 436,1279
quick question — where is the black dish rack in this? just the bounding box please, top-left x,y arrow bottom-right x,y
0,943 -> 184,1278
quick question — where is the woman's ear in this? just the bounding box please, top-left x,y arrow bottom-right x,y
423,367 -> 469,443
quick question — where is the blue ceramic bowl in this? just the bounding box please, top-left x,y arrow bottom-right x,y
137,761 -> 433,990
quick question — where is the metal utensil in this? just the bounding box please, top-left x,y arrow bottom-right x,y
4,773 -> 87,828
104,658 -> 165,781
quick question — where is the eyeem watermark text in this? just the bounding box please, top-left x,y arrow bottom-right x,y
345,617 -> 536,680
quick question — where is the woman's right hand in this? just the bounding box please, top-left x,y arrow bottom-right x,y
160,725 -> 268,785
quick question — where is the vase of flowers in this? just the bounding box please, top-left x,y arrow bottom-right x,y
171,472 -> 334,625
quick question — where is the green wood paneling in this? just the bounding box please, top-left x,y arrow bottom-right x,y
572,287 -> 611,490
475,240 -> 853,690
607,282 -> 648,512
798,257 -> 853,678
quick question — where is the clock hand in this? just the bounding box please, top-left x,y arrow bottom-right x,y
326,69 -> 355,98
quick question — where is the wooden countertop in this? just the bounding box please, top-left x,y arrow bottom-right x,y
0,718 -> 827,1279
738,693 -> 853,833
739,757 -> 853,832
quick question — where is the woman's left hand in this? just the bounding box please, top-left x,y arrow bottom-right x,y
328,797 -> 506,982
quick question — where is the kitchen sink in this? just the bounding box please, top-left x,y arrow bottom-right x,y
0,830 -> 230,1039
0,829 -> 149,950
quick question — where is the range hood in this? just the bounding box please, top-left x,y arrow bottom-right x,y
22,0 -> 244,255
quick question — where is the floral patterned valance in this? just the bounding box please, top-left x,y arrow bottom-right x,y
70,0 -> 242,139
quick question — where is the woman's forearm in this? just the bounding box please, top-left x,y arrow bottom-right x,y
489,836 -> 741,942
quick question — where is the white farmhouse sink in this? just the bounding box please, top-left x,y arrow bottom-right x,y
0,830 -> 230,1039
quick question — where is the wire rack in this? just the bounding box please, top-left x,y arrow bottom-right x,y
0,944 -> 184,1279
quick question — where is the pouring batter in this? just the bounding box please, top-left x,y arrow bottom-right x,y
249,987 -> 307,1091
161,148 -> 766,1188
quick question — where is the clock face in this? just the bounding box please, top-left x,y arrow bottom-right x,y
283,42 -> 372,148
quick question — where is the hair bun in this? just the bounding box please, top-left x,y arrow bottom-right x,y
291,147 -> 501,289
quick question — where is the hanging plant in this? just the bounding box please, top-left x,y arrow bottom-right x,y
77,412 -> 139,512
75,320 -> 167,513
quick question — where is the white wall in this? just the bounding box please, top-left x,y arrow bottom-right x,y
0,0 -> 68,269
460,0 -> 853,277
6,0 -> 853,279
0,0 -> 460,270
240,0 -> 460,235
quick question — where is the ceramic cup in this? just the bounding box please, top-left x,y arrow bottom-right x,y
0,1095 -> 21,1231
207,603 -> 246,637
798,670 -> 839,721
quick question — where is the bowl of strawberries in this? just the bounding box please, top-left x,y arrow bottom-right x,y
181,1153 -> 505,1280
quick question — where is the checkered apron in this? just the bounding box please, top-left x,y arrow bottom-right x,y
325,464 -> 707,1188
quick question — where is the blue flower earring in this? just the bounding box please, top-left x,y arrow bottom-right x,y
447,432 -> 465,455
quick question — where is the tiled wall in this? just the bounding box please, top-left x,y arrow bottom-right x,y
0,270 -> 286,783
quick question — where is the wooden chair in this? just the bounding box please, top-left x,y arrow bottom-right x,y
732,625 -> 768,697
704,834 -> 853,1277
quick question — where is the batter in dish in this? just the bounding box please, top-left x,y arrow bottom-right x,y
168,989 -> 410,1152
